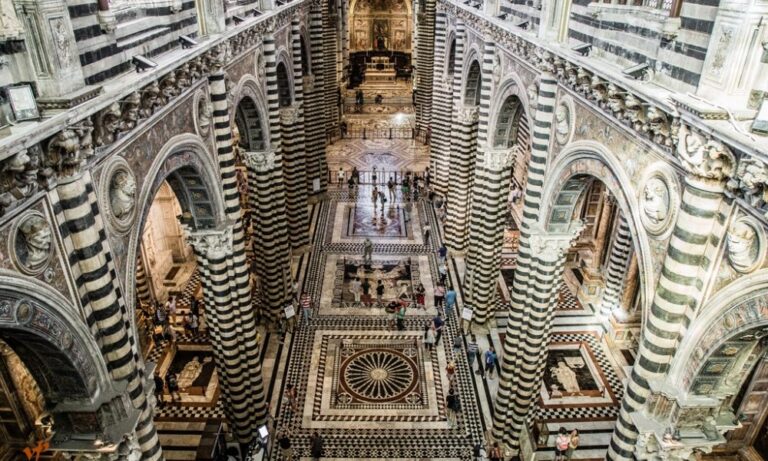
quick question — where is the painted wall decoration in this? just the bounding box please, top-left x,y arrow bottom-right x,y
350,0 -> 412,52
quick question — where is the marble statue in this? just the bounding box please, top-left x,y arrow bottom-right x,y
727,220 -> 759,273
18,215 -> 52,269
110,170 -> 136,220
198,98 -> 213,135
642,177 -> 669,225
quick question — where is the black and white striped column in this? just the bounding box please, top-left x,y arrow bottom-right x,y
415,0 -> 435,131
599,214 -> 632,317
136,255 -> 154,308
429,11 -> 453,197
186,227 -> 260,442
305,4 -> 328,196
608,127 -> 733,460
244,34 -> 293,322
209,66 -> 267,430
443,105 -> 477,253
323,2 -> 339,133
463,42 -> 508,325
279,18 -> 310,251
52,173 -> 162,460
492,70 -> 558,446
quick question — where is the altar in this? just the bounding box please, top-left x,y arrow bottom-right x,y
365,56 -> 396,82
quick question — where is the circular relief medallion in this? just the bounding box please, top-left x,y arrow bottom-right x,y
100,157 -> 137,234
638,165 -> 680,239
339,348 -> 419,403
10,211 -> 53,276
726,216 -> 765,274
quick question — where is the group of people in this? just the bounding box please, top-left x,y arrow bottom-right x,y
554,427 -> 580,461
153,370 -> 181,407
277,428 -> 324,461
148,295 -> 202,343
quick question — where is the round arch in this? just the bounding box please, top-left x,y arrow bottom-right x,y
232,76 -> 270,151
463,58 -> 482,107
537,141 -> 655,328
444,33 -> 456,77
123,134 -> 227,326
488,75 -> 532,150
276,49 -> 294,107
668,271 -> 768,393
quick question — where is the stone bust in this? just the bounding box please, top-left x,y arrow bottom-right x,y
555,103 -> 570,144
110,170 -> 137,221
18,215 -> 52,270
727,220 -> 759,273
642,177 -> 669,225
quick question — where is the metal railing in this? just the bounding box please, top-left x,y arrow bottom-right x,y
330,169 -> 428,186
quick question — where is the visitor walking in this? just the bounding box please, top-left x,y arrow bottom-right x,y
424,324 -> 435,350
378,190 -> 387,210
438,244 -> 448,263
372,185 -> 379,205
554,427 -> 571,461
387,177 -> 396,201
467,335 -> 479,372
278,429 -> 294,460
285,383 -> 299,413
352,166 -> 360,185
166,373 -> 180,402
434,284 -> 446,310
363,238 -> 373,265
153,372 -> 165,407
351,277 -> 362,305
310,432 -> 324,461
488,442 -> 502,461
446,389 -> 460,427
166,296 -> 177,327
452,334 -> 462,355
423,225 -> 431,245
337,167 -> 345,185
386,300 -> 399,330
433,314 -> 445,345
445,286 -> 457,316
396,303 -> 407,330
566,429 -> 580,461
300,291 -> 312,325
484,346 -> 497,379
375,280 -> 385,307
372,166 -> 378,185
361,278 -> 372,307
415,282 -> 426,308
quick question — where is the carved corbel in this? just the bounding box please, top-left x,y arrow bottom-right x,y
73,119 -> 95,160
46,130 -> 82,178
645,106 -> 672,147
94,103 -> 121,147
676,123 -> 735,181
139,82 -> 160,119
0,149 -> 41,214
565,62 -> 578,88
623,94 -> 646,132
159,73 -> 179,105
176,64 -> 192,90
576,67 -> 591,95
590,75 -> 607,107
726,156 -> 768,218
606,84 -> 626,117
119,92 -> 141,133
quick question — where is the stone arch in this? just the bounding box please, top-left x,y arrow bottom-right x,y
668,272 -> 768,394
538,141 -> 655,327
233,77 -> 270,151
463,57 -> 482,107
276,49 -> 294,107
124,134 -> 227,321
445,33 -> 456,77
488,75 -> 531,149
299,30 -> 312,76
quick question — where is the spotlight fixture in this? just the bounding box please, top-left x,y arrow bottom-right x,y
276,0 -> 284,6
496,13 -> 508,20
623,62 -> 650,80
515,19 -> 529,29
132,55 -> 158,73
232,15 -> 246,24
178,35 -> 197,49
252,8 -> 262,16
572,43 -> 591,56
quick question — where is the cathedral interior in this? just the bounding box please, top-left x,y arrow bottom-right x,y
1,0 -> 768,459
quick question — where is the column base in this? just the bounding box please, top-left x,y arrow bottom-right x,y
308,191 -> 328,204
577,268 -> 604,305
291,244 -> 312,255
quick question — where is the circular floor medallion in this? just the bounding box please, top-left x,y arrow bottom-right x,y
339,348 -> 419,403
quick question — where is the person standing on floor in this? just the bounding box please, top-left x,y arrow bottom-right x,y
278,429 -> 293,461
433,314 -> 444,345
387,177 -> 396,201
310,432 -> 324,461
363,238 -> 373,265
446,389 -> 460,428
554,427 -> 571,461
423,225 -> 431,246
438,244 -> 448,263
285,383 -> 299,413
415,282 -> 426,308
166,373 -> 180,402
166,296 -> 177,327
445,286 -> 457,317
375,279 -> 385,307
153,372 -> 165,407
488,442 -> 502,461
424,324 -> 436,350
467,335 -> 479,372
434,284 -> 446,310
372,166 -> 378,185
378,190 -> 387,210
396,303 -> 407,330
372,185 -> 379,205
566,429 -> 579,461
350,277 -> 362,306
300,291 -> 312,325
337,167 -> 345,185
361,277 -> 372,307
484,346 -> 497,379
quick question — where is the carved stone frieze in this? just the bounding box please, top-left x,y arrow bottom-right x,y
46,130 -> 81,178
727,157 -> 768,219
676,124 -> 734,181
0,148 -> 43,215
481,147 -> 516,171
279,105 -> 301,125
243,150 -> 276,172
527,222 -> 584,263
456,105 -> 479,124
186,226 -> 234,258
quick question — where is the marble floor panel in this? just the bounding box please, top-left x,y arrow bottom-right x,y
327,139 -> 429,175
327,201 -> 423,244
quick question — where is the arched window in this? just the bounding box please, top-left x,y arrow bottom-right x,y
447,39 -> 456,75
276,62 -> 292,107
493,95 -> 523,148
464,60 -> 482,106
235,96 -> 266,151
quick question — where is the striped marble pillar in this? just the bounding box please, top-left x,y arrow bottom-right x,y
463,41 -> 508,325
443,106 -> 477,253
608,125 -> 734,460
323,2 -> 339,133
491,70 -> 558,444
502,224 -> 582,449
305,4 -> 328,196
186,226 -> 258,442
208,67 -> 267,428
429,11 -> 453,197
52,172 -> 161,461
135,254 -> 154,308
415,0 -> 435,131
599,214 -> 633,317
279,18 -> 310,251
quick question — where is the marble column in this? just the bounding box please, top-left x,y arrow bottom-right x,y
186,226 -> 264,442
323,2 -> 340,133
415,0 -> 436,131
429,12 -> 453,197
599,214 -> 633,317
208,58 -> 267,432
51,167 -> 161,460
619,252 -> 639,314
279,18 -> 310,251
608,124 -> 735,461
578,193 -> 615,303
443,105 -> 478,253
491,64 -> 559,448
305,4 -> 329,196
135,254 -> 154,308
462,41 -> 508,326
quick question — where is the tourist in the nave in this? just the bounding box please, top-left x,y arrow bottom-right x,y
566,429 -> 580,460
277,429 -> 294,460
434,283 -> 446,310
153,372 -> 165,408
554,427 -> 571,461
300,291 -> 312,325
387,177 -> 396,201
433,314 -> 444,345
484,346 -> 497,379
415,282 -> 426,308
467,335 -> 479,372
310,432 -> 324,461
445,285 -> 457,316
446,389 -> 460,427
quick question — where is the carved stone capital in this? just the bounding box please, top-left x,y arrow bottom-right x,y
243,150 -> 276,172
676,123 -> 734,181
457,105 -> 479,124
527,222 -> 584,263
481,147 -> 516,171
186,226 -> 233,258
303,74 -> 316,91
726,156 -> 768,218
279,105 -> 301,125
